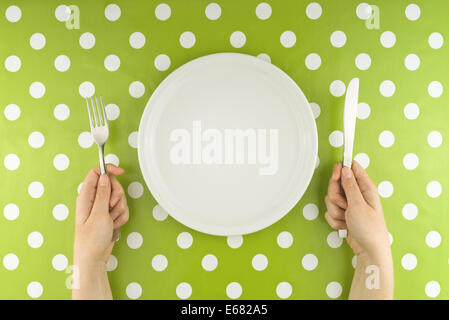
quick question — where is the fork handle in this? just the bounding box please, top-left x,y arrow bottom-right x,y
98,145 -> 120,242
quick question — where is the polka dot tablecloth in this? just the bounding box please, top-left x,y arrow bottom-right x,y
1,0 -> 448,300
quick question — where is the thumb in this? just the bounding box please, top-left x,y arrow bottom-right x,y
91,174 -> 111,218
340,166 -> 364,205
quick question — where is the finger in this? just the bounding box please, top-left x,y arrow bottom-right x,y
110,175 -> 126,208
325,196 -> 346,221
325,212 -> 348,230
76,168 -> 100,223
340,166 -> 364,206
327,163 -> 348,209
92,164 -> 125,176
90,174 -> 112,219
113,211 -> 129,229
351,161 -> 381,209
110,198 -> 128,221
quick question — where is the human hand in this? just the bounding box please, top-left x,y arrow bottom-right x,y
324,161 -> 390,258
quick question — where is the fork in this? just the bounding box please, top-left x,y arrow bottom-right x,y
86,96 -> 120,242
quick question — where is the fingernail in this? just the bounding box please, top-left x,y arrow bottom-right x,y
342,167 -> 352,179
99,174 -> 108,186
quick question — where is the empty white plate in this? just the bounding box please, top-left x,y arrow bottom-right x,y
138,53 -> 317,236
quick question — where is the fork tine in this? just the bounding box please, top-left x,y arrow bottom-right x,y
86,98 -> 94,130
91,96 -> 98,127
95,96 -> 103,126
100,96 -> 108,127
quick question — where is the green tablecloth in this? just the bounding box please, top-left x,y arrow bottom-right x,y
1,0 -> 447,299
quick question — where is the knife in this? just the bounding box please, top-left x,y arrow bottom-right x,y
339,78 -> 359,238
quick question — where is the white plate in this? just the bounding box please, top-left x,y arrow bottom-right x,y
138,53 -> 317,236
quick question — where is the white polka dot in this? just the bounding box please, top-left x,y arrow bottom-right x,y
277,231 -> 293,248
3,253 -> 19,270
154,54 -> 171,71
329,80 -> 346,97
252,254 -> 268,271
27,282 -> 43,299
155,3 -> 171,21
79,32 -> 95,49
152,204 -> 168,221
402,203 -> 418,220
128,81 -> 146,99
330,31 -> 346,48
105,154 -> 119,166
326,281 -> 342,299
428,81 -> 443,98
4,154 -> 20,171
230,31 -> 246,48
28,131 -> 45,148
52,204 -> 68,221
357,102 -> 371,119
105,104 -> 120,121
4,55 -> 21,72
77,183 -> 83,194
401,253 -> 417,270
29,82 -> 46,99
378,130 -> 394,148
378,181 -> 394,198
426,231 -> 441,248
352,256 -> 357,268
78,131 -> 94,148
302,254 -> 318,271
327,231 -> 343,248
4,104 -> 20,121
226,282 -> 242,299
227,235 -> 243,249
356,3 -> 372,20
78,81 -> 95,98
126,282 -> 142,299
129,32 -> 146,49
305,53 -> 321,70
310,102 -> 321,119
257,53 -> 271,63
105,4 -> 121,21
354,153 -> 370,169
205,3 -> 221,20
379,80 -> 395,97
55,5 -> 71,22
176,282 -> 192,299
429,32 -> 444,49
202,254 -> 218,271
405,4 -> 420,21
256,2 -> 272,20
127,232 -> 143,249
427,131 -> 442,148
104,54 -> 120,71
380,31 -> 396,48
403,152 -> 419,170
3,204 -> 19,221
128,131 -> 138,148
276,282 -> 292,299
280,31 -> 296,48
426,181 -> 442,198
404,103 -> 419,120
355,53 -> 371,70
54,55 -> 70,72
27,231 -> 43,248
177,232 -> 193,249
52,254 -> 68,271
152,254 -> 168,271
128,181 -> 144,199
329,130 -> 344,148
404,54 -> 420,71
53,154 -> 69,171
425,281 -> 440,298
107,255 -> 118,271
30,33 -> 46,50
179,31 -> 196,48
5,5 -> 21,22
390,233 -> 394,246
303,203 -> 319,221
306,2 -> 322,20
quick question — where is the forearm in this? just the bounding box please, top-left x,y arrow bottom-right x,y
349,247 -> 394,300
72,259 -> 112,300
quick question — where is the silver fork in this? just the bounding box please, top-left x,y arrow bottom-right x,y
86,96 -> 120,242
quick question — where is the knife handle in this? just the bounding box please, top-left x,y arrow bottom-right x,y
339,160 -> 352,238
